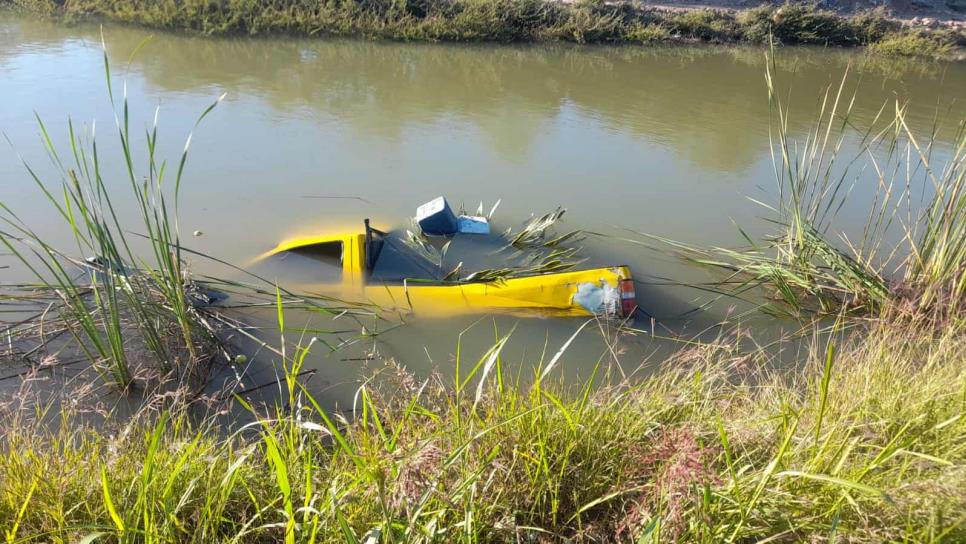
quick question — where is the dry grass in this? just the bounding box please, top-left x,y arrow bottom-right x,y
1,306 -> 965,542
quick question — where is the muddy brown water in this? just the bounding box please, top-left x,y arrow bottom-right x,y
2,15 -> 965,412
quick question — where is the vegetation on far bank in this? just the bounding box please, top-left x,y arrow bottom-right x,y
3,0 -> 966,58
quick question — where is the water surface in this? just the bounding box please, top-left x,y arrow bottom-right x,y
2,16 -> 965,407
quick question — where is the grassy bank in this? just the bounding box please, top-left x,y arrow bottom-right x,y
2,308 -> 965,542
3,0 -> 965,58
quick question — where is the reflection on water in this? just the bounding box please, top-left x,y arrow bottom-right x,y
3,18 -> 963,172
2,15 -> 965,408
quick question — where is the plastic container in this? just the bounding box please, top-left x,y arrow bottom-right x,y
416,196 -> 459,236
457,215 -> 490,235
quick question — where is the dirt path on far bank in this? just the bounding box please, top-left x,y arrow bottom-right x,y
566,0 -> 966,26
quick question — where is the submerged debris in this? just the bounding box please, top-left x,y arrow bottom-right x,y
415,196 -> 460,236
403,202 -> 588,284
507,207 -> 582,250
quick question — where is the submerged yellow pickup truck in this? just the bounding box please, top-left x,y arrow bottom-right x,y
264,220 -> 638,319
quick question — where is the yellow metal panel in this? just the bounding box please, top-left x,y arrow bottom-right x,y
342,234 -> 367,288
364,266 -> 630,318
344,234 -> 366,276
260,228 -> 633,318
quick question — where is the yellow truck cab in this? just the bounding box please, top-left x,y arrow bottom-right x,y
265,220 -> 637,319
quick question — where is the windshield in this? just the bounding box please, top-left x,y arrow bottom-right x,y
367,225 -> 525,284
368,235 -> 442,283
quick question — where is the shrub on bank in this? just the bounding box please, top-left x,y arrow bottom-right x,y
447,0 -> 558,41
869,30 -> 956,57
667,9 -> 741,43
623,21 -> 672,43
738,4 -> 901,45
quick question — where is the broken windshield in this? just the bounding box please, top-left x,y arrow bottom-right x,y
368,235 -> 443,283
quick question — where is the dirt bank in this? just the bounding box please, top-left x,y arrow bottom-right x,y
634,0 -> 965,22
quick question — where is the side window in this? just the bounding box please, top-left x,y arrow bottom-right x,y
289,241 -> 343,267
262,240 -> 345,284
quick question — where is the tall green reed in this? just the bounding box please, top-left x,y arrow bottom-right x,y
901,110 -> 966,311
634,56 -> 966,319
0,38 -> 224,387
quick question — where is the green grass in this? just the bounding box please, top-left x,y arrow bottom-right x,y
738,4 -> 897,45
623,22 -> 671,44
2,0 -> 962,58
402,206 -> 587,283
628,53 -> 966,319
0,43 -> 227,388
668,9 -> 742,43
869,31 -> 956,58
1,306 -> 965,542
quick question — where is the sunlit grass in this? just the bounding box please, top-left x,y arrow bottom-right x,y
0,37 -> 226,388
869,31 -> 956,58
1,303 -> 965,542
631,56 -> 966,319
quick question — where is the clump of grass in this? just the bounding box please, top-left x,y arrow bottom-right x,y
400,206 -> 586,284
739,3 -> 859,45
739,4 -> 909,46
848,6 -> 902,43
868,30 -> 955,58
539,0 -> 633,44
635,56 -> 966,319
457,207 -> 587,282
434,0 -> 557,42
403,224 -> 452,272
0,43 -> 229,388
899,117 -> 966,313
667,9 -> 740,43
2,303 -> 965,542
506,206 -> 581,250
0,42 -> 374,390
460,246 -> 586,283
623,22 -> 671,44
0,0 -> 57,15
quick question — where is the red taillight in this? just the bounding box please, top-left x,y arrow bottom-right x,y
619,278 -> 637,317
